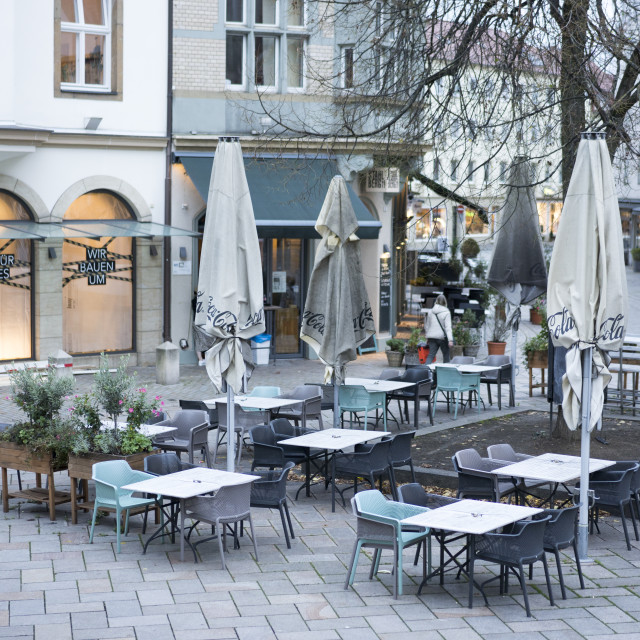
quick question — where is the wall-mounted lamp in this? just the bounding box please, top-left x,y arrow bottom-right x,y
84,117 -> 102,130
149,245 -> 158,257
48,247 -> 56,259
179,247 -> 187,260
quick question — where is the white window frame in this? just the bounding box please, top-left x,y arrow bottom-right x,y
254,34 -> 280,91
226,0 -> 247,25
225,33 -> 247,90
60,0 -> 111,93
286,0 -> 306,29
255,0 -> 279,27
286,35 -> 306,92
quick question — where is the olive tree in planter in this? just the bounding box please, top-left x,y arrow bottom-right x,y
487,296 -> 509,355
0,363 -> 75,520
67,354 -> 162,524
404,328 -> 424,366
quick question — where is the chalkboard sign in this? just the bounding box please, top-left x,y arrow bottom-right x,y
357,335 -> 378,355
547,339 -> 567,405
379,257 -> 391,333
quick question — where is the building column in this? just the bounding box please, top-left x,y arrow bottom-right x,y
135,237 -> 163,365
34,240 -> 63,361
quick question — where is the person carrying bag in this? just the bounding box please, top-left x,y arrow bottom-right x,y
424,294 -> 454,363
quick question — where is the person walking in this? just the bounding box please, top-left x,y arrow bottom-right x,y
424,294 -> 453,363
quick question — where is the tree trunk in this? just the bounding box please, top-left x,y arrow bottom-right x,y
559,0 -> 588,198
552,405 -> 578,442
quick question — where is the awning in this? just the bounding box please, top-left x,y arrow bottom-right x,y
180,156 -> 382,239
0,220 -> 199,240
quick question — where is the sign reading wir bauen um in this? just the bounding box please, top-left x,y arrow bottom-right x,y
0,254 -> 15,280
79,248 -> 114,285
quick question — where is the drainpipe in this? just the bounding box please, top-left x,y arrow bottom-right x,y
163,0 -> 173,342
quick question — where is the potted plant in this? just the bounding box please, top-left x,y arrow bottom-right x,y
0,362 -> 75,520
385,338 -> 405,367
67,354 -> 162,524
529,296 -> 546,325
451,320 -> 468,358
632,247 -> 640,273
404,328 -> 424,366
523,319 -> 550,396
487,296 -> 509,355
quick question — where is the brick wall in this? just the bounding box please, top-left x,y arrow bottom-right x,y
173,37 -> 226,92
174,0 -> 218,30
306,44 -> 334,94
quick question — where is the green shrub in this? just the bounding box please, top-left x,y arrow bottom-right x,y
386,338 -> 405,353
631,247 -> 640,261
460,237 -> 480,259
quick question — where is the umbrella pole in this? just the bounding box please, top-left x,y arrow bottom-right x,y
227,385 -> 236,472
333,373 -> 339,429
578,346 -> 593,561
510,326 -> 518,404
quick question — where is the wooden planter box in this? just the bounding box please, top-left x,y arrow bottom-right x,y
0,442 -> 70,521
68,450 -> 158,524
527,350 -> 549,396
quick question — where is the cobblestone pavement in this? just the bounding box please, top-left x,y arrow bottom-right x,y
0,265 -> 639,638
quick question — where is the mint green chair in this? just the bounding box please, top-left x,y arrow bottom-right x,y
89,460 -> 158,553
344,489 -> 431,598
243,386 -> 282,414
339,385 -> 387,431
432,367 -> 481,419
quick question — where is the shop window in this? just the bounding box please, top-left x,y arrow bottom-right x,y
0,192 -> 32,361
62,191 -> 133,355
414,208 -> 445,240
465,207 -> 488,235
58,0 -> 114,93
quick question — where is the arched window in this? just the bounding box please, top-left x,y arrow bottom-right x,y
0,191 -> 33,361
62,191 -> 134,354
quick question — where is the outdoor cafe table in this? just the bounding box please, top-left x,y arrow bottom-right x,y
402,499 -> 542,606
122,466 -> 257,562
277,428 -> 384,512
203,396 -> 302,412
344,377 -> 415,393
491,452 -> 615,504
427,363 -> 500,374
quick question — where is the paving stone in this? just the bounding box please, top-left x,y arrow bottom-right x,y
34,621 -> 72,640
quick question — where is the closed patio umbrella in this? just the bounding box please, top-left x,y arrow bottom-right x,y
547,132 -> 628,558
487,156 -> 547,397
300,176 -> 375,427
194,138 -> 265,470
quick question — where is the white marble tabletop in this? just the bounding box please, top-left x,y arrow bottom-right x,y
122,467 -> 256,499
492,452 -> 615,484
99,421 -> 176,437
203,396 -> 302,410
401,499 -> 542,535
278,428 -> 383,452
344,377 -> 415,392
428,363 -> 500,374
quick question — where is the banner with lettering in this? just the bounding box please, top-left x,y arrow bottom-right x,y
300,176 -> 375,384
547,137 -> 628,430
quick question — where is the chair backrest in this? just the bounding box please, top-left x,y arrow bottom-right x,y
270,417 -> 308,438
379,368 -> 403,380
164,410 -> 208,437
250,424 -> 276,445
145,411 -> 169,425
387,431 -> 416,463
539,506 -> 579,547
216,402 -> 268,428
179,400 -> 218,426
397,483 -> 460,509
502,515 -> 551,558
145,452 -> 187,475
190,422 -> 210,448
486,443 -> 517,462
92,460 -> 140,502
361,439 -> 392,471
339,385 -> 383,410
450,356 -> 474,364
249,386 -> 281,398
352,489 -> 389,517
483,355 -> 511,367
286,385 -> 321,401
435,366 -> 464,390
399,367 -> 432,383
453,448 -> 484,472
250,461 -> 294,502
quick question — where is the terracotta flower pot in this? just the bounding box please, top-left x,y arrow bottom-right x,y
530,309 -> 542,325
487,341 -> 507,355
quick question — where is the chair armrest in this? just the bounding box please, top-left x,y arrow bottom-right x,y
128,470 -> 154,483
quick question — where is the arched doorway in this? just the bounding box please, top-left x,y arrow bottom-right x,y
62,191 -> 134,354
0,190 -> 33,361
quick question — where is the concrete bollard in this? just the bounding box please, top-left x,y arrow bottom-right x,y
50,349 -> 73,378
156,341 -> 180,385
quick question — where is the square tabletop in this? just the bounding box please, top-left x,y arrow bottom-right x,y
122,467 -> 256,499
278,428 -> 383,452
203,396 -> 302,410
492,453 -> 615,484
344,377 -> 415,392
401,499 -> 542,535
100,421 -> 176,438
428,363 -> 499,374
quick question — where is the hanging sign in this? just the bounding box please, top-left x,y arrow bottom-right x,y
0,254 -> 15,281
80,248 -> 114,285
379,256 -> 391,333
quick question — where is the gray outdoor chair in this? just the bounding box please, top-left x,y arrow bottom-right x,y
475,355 -> 514,409
152,410 -> 212,467
452,447 -> 519,503
274,385 -> 323,430
213,401 -> 268,465
184,482 -> 258,569
450,356 -> 475,364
